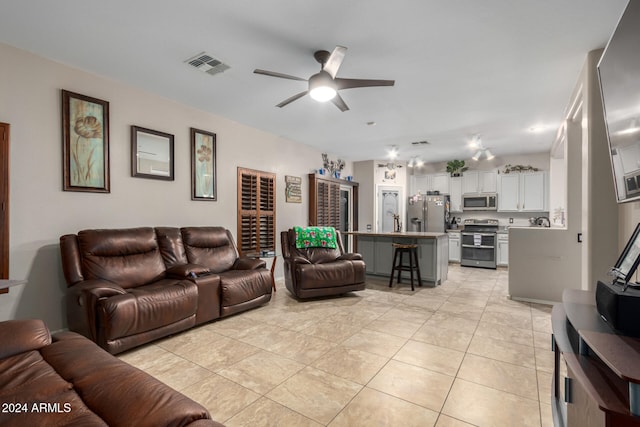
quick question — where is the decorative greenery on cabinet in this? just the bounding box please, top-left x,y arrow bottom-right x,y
446,160 -> 468,177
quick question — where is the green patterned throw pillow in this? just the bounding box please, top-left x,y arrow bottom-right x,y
293,226 -> 337,249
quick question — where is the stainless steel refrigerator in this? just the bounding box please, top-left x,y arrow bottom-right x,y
407,194 -> 451,232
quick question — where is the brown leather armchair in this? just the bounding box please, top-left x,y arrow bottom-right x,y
281,228 -> 366,298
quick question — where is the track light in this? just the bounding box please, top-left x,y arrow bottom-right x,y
470,135 -> 494,161
485,149 -> 495,160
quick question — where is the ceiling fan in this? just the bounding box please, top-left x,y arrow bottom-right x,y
253,46 -> 395,112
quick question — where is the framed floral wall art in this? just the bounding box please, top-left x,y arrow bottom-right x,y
61,90 -> 110,192
191,128 -> 217,200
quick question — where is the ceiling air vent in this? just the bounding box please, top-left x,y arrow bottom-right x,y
411,140 -> 430,146
184,52 -> 230,76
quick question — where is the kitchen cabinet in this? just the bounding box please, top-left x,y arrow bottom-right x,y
496,232 -> 508,266
352,233 -> 448,285
497,171 -> 547,212
430,173 -> 450,194
448,232 -> 460,263
449,177 -> 462,212
462,170 -> 497,194
410,173 -> 449,195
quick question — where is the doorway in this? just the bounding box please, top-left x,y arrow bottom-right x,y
339,185 -> 353,251
0,123 -> 9,291
377,185 -> 402,232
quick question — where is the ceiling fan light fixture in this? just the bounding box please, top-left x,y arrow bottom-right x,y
309,71 -> 337,102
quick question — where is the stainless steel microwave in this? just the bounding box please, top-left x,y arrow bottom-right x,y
463,193 -> 497,211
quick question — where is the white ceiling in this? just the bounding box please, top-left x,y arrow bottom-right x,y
0,0 -> 629,163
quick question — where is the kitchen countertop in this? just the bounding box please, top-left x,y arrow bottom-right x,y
346,231 -> 447,238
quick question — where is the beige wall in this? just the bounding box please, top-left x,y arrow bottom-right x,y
509,49 -> 618,303
0,42 -> 350,331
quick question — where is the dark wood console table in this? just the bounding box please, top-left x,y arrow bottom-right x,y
552,289 -> 640,426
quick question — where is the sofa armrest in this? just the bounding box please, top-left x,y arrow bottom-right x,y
166,263 -> 211,278
290,256 -> 312,265
43,331 -> 220,426
67,279 -> 128,341
337,253 -> 363,261
0,319 -> 51,360
232,257 -> 266,270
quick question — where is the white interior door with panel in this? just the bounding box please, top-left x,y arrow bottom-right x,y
377,186 -> 402,232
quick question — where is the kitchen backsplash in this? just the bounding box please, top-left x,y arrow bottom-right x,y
450,211 -> 549,229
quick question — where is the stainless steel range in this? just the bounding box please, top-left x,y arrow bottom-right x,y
461,218 -> 499,269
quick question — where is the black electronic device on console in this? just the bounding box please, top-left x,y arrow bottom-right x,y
596,223 -> 640,336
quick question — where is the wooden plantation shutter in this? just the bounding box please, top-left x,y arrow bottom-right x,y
237,167 -> 276,256
309,174 -> 341,228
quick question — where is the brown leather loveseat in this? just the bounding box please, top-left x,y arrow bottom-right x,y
0,319 -> 223,427
60,226 -> 272,354
281,227 -> 366,298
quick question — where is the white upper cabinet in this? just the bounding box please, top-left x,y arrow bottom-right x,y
462,170 -> 497,194
497,171 -> 547,212
410,173 -> 449,194
431,173 -> 450,194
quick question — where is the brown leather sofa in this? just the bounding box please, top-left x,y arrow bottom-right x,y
60,226 -> 272,354
0,319 -> 222,427
281,228 -> 366,298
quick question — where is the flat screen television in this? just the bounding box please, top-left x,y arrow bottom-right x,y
598,0 -> 640,203
610,222 -> 640,288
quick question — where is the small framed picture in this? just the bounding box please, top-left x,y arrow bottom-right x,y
131,126 -> 174,180
61,90 -> 110,192
285,175 -> 302,203
191,128 -> 217,200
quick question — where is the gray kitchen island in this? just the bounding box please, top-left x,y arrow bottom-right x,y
347,231 -> 449,286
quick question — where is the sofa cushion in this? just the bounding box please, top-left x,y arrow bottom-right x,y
297,261 -> 361,289
41,331 -> 215,427
181,227 -> 238,273
99,279 -> 198,340
0,319 -> 51,359
78,228 -> 166,289
219,269 -> 272,307
0,350 -> 107,426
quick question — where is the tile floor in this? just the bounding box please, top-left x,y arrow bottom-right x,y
119,265 -> 554,427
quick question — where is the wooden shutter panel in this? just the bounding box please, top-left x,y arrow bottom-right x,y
237,168 -> 276,256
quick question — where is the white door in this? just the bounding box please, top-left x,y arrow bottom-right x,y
378,186 -> 402,232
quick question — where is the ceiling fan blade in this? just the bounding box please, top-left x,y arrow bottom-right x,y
335,78 -> 395,90
323,46 -> 347,79
253,69 -> 307,81
331,93 -> 349,112
276,90 -> 308,108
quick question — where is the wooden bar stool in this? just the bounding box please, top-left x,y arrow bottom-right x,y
388,243 -> 422,291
